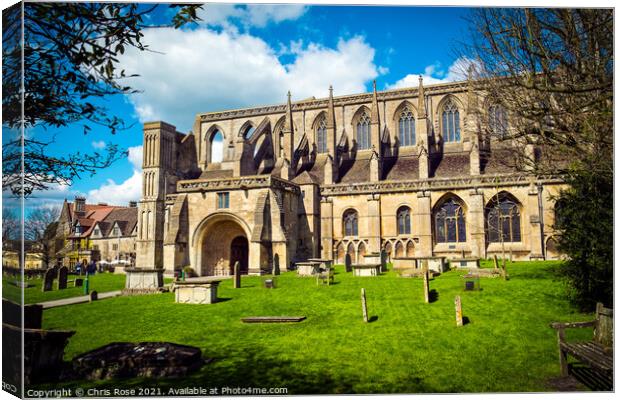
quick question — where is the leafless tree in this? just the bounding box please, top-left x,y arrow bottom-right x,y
465,8 -> 612,178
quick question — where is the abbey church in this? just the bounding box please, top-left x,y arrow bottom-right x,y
136,77 -> 564,276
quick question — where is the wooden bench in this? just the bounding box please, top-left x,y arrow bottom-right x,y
550,303 -> 613,382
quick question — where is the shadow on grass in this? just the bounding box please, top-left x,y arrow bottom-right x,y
570,365 -> 613,391
368,316 -> 379,323
216,297 -> 233,303
462,316 -> 471,325
429,289 -> 439,303
37,346 -> 436,394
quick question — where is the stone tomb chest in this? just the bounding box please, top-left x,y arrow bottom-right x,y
352,264 -> 382,277
172,278 -> 221,304
123,268 -> 164,295
450,257 -> 480,269
392,257 -> 447,273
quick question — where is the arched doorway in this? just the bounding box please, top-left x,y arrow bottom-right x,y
230,236 -> 249,275
195,214 -> 250,276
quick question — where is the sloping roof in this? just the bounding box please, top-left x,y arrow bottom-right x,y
382,156 -> 420,181
102,207 -> 139,236
67,201 -> 137,238
338,158 -> 371,183
199,169 -> 234,179
293,157 -> 326,185
431,152 -> 471,178
481,148 -> 520,175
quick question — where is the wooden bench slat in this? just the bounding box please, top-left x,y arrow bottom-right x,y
561,342 -> 613,371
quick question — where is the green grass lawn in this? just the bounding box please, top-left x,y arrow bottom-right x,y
2,273 -> 127,304
38,261 -> 594,394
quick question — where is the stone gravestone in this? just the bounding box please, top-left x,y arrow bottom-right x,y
380,250 -> 387,272
272,254 -> 280,275
233,261 -> 241,289
423,268 -> 430,304
361,288 -> 368,323
89,291 -> 98,302
41,268 -> 54,292
57,266 -> 68,290
345,254 -> 352,273
455,296 -> 463,327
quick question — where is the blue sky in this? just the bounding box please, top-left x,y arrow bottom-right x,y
4,3 -> 474,211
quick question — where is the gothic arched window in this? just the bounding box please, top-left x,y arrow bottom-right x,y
488,104 -> 508,138
434,197 -> 466,243
356,112 -> 371,150
343,209 -> 359,236
210,129 -> 224,163
398,108 -> 416,146
316,117 -> 327,153
486,195 -> 521,243
441,98 -> 460,143
397,206 -> 411,235
243,124 -> 256,139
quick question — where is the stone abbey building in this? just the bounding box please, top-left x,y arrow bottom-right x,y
136,77 -> 563,276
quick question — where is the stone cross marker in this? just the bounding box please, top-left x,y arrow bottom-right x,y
57,266 -> 68,290
423,268 -> 430,303
233,261 -> 241,289
41,268 -> 54,292
455,296 -> 463,327
361,288 -> 368,323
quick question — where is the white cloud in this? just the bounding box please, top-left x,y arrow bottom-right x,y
127,145 -> 143,170
3,179 -> 80,212
2,146 -> 144,211
119,28 -> 381,131
386,57 -> 479,89
198,4 -> 308,30
85,145 -> 143,206
86,170 -> 142,206
91,140 -> 106,149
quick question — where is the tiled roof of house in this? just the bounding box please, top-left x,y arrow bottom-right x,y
67,201 -> 137,238
102,208 -> 138,236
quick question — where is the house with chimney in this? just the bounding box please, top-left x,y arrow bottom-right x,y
53,196 -> 138,268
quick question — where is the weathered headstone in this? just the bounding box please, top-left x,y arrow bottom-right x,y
57,266 -> 68,290
41,268 -> 54,292
380,250 -> 387,271
272,255 -> 280,276
75,278 -> 84,287
89,291 -> 98,302
233,261 -> 241,289
423,269 -> 430,303
493,255 -> 500,271
361,288 -> 368,323
455,296 -> 463,327
345,254 -> 352,273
